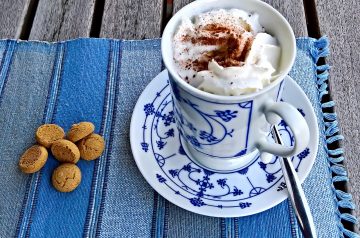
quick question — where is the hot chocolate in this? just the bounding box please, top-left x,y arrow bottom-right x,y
173,9 -> 281,96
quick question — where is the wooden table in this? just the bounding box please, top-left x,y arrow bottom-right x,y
0,0 -> 358,233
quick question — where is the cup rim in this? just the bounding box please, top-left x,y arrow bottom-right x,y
161,0 -> 296,101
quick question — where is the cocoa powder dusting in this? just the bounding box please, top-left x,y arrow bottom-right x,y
181,23 -> 254,72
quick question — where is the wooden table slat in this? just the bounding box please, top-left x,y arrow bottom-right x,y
29,0 -> 96,41
100,0 -> 164,39
0,0 -> 34,39
261,0 -> 307,36
172,0 -> 192,14
316,0 -> 360,232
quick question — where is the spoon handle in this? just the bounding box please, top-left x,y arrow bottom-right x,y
271,125 -> 317,238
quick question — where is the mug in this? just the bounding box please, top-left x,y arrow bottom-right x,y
161,0 -> 310,172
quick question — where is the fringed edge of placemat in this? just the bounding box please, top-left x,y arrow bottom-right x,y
311,36 -> 359,238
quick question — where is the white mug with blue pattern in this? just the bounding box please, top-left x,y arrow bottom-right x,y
161,0 -> 310,171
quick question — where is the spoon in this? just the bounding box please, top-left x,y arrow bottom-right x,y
271,125 -> 317,238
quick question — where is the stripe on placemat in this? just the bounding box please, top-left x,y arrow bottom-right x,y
83,40 -> 122,237
235,202 -> 293,237
96,40 -> 122,237
16,43 -> 65,238
96,40 -> 163,238
0,40 -> 16,106
151,193 -> 169,238
287,200 -> 301,237
0,41 -> 56,237
166,203 -> 221,238
222,218 -> 236,238
0,40 -> 9,71
28,39 -> 111,238
233,218 -> 239,237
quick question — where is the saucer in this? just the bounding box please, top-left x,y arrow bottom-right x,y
130,70 -> 319,217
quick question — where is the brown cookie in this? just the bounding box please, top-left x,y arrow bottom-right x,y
36,124 -> 65,148
52,163 -> 81,192
67,122 -> 95,143
51,139 -> 80,164
19,145 -> 48,173
78,133 -> 105,161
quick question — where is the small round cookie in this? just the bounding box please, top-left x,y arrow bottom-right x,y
52,163 -> 81,192
19,145 -> 48,173
67,122 -> 95,143
78,133 -> 105,161
36,124 -> 65,148
51,139 -> 80,163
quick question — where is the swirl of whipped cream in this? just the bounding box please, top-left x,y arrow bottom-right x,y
190,33 -> 281,96
173,9 -> 281,96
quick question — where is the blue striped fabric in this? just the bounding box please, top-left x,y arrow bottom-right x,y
0,38 -> 350,238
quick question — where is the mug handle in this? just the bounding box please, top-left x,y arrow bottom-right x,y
255,101 -> 310,162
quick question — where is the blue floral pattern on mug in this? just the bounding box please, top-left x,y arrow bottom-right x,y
215,110 -> 238,122
170,80 -> 253,158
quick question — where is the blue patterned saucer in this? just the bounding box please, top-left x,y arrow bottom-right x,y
130,70 -> 318,217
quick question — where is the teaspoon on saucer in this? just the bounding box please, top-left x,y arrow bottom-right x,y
271,125 -> 317,238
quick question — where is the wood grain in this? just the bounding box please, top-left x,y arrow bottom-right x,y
100,0 -> 163,39
262,0 -> 307,36
316,0 -> 360,232
172,0 -> 307,36
172,0 -> 192,14
0,0 -> 33,39
29,0 -> 96,41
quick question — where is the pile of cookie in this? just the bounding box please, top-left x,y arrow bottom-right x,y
18,122 -> 105,192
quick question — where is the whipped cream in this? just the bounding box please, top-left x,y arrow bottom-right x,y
173,9 -> 281,96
